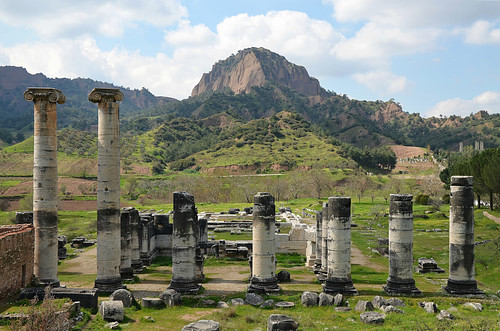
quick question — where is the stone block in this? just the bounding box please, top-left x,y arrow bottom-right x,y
182,320 -> 220,331
110,289 -> 134,308
267,314 -> 299,331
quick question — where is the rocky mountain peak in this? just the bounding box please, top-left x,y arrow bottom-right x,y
191,47 -> 325,97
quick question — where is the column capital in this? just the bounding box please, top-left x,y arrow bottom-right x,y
24,88 -> 66,104
88,88 -> 124,103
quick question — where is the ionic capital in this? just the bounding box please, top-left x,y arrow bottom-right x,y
88,88 -> 124,103
24,88 -> 66,104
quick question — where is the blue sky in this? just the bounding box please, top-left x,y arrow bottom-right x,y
1,0 -> 500,118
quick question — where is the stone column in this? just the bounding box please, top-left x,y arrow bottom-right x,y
128,208 -> 143,273
313,210 -> 322,273
120,209 -> 133,280
168,191 -> 200,294
444,176 -> 484,295
319,202 -> 329,281
383,194 -> 421,295
24,88 -> 65,287
248,192 -> 280,294
193,211 -> 205,282
89,88 -> 124,292
323,197 -> 357,295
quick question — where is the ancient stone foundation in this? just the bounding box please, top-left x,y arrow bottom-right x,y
323,197 -> 357,295
168,192 -> 201,294
444,176 -> 484,295
383,194 -> 421,296
24,87 -> 65,287
248,192 -> 280,294
90,88 -> 124,292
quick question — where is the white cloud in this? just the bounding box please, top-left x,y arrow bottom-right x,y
324,0 -> 500,28
353,70 -> 411,95
0,0 -> 187,38
426,91 -> 500,117
463,20 -> 500,44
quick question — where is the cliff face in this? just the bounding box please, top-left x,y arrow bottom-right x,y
191,47 -> 324,97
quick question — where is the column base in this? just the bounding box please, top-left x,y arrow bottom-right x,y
131,259 -> 144,273
316,271 -> 327,283
168,279 -> 201,295
34,278 -> 60,288
95,276 -> 124,294
383,279 -> 422,296
120,267 -> 135,281
313,262 -> 322,274
248,276 -> 281,294
323,279 -> 358,295
443,279 -> 484,296
140,249 -> 157,266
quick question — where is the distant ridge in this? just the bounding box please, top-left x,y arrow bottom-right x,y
191,47 -> 326,97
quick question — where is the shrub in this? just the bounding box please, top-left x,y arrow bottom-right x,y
415,194 -> 430,205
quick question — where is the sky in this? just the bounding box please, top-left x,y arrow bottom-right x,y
1,0 -> 500,118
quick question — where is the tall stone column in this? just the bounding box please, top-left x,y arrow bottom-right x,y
168,192 -> 200,294
24,87 -> 65,287
319,202 -> 329,281
444,176 -> 484,295
383,194 -> 421,295
313,210 -> 322,273
120,209 -> 133,280
128,208 -> 143,273
248,192 -> 280,294
89,88 -> 124,292
323,197 -> 357,295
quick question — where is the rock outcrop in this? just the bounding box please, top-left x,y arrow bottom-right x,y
191,47 -> 325,97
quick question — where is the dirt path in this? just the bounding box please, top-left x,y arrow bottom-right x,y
484,211 -> 500,225
63,246 -> 97,273
351,244 -> 385,272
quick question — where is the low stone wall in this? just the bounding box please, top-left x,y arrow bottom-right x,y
0,224 -> 34,299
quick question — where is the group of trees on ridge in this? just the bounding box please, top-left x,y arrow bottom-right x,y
440,147 -> 500,209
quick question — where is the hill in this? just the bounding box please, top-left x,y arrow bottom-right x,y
0,66 -> 175,134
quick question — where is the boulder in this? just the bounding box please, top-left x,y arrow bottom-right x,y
159,289 -> 182,307
318,293 -> 334,306
182,319 -> 220,331
360,312 -> 385,324
141,297 -> 165,309
333,293 -> 343,307
277,270 -> 291,282
419,301 -> 438,313
230,298 -> 245,306
200,299 -> 217,307
463,302 -> 483,311
301,291 -> 318,307
99,301 -> 124,322
387,298 -> 405,307
267,314 -> 299,331
260,299 -> 274,309
382,305 -> 404,314
245,293 -> 265,306
275,301 -> 295,308
217,301 -> 229,308
104,321 -> 120,329
355,300 -> 374,312
437,310 -> 454,320
372,296 -> 388,309
110,289 -> 134,308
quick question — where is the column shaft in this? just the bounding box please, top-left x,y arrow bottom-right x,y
314,210 -> 322,273
248,192 -> 280,293
384,194 -> 421,295
319,202 -> 329,281
168,191 -> 200,294
444,176 -> 483,295
120,209 -> 133,280
323,197 -> 357,295
90,88 -> 124,292
25,88 -> 65,287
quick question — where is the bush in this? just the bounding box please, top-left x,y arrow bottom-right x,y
415,194 -> 430,205
0,199 -> 10,211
